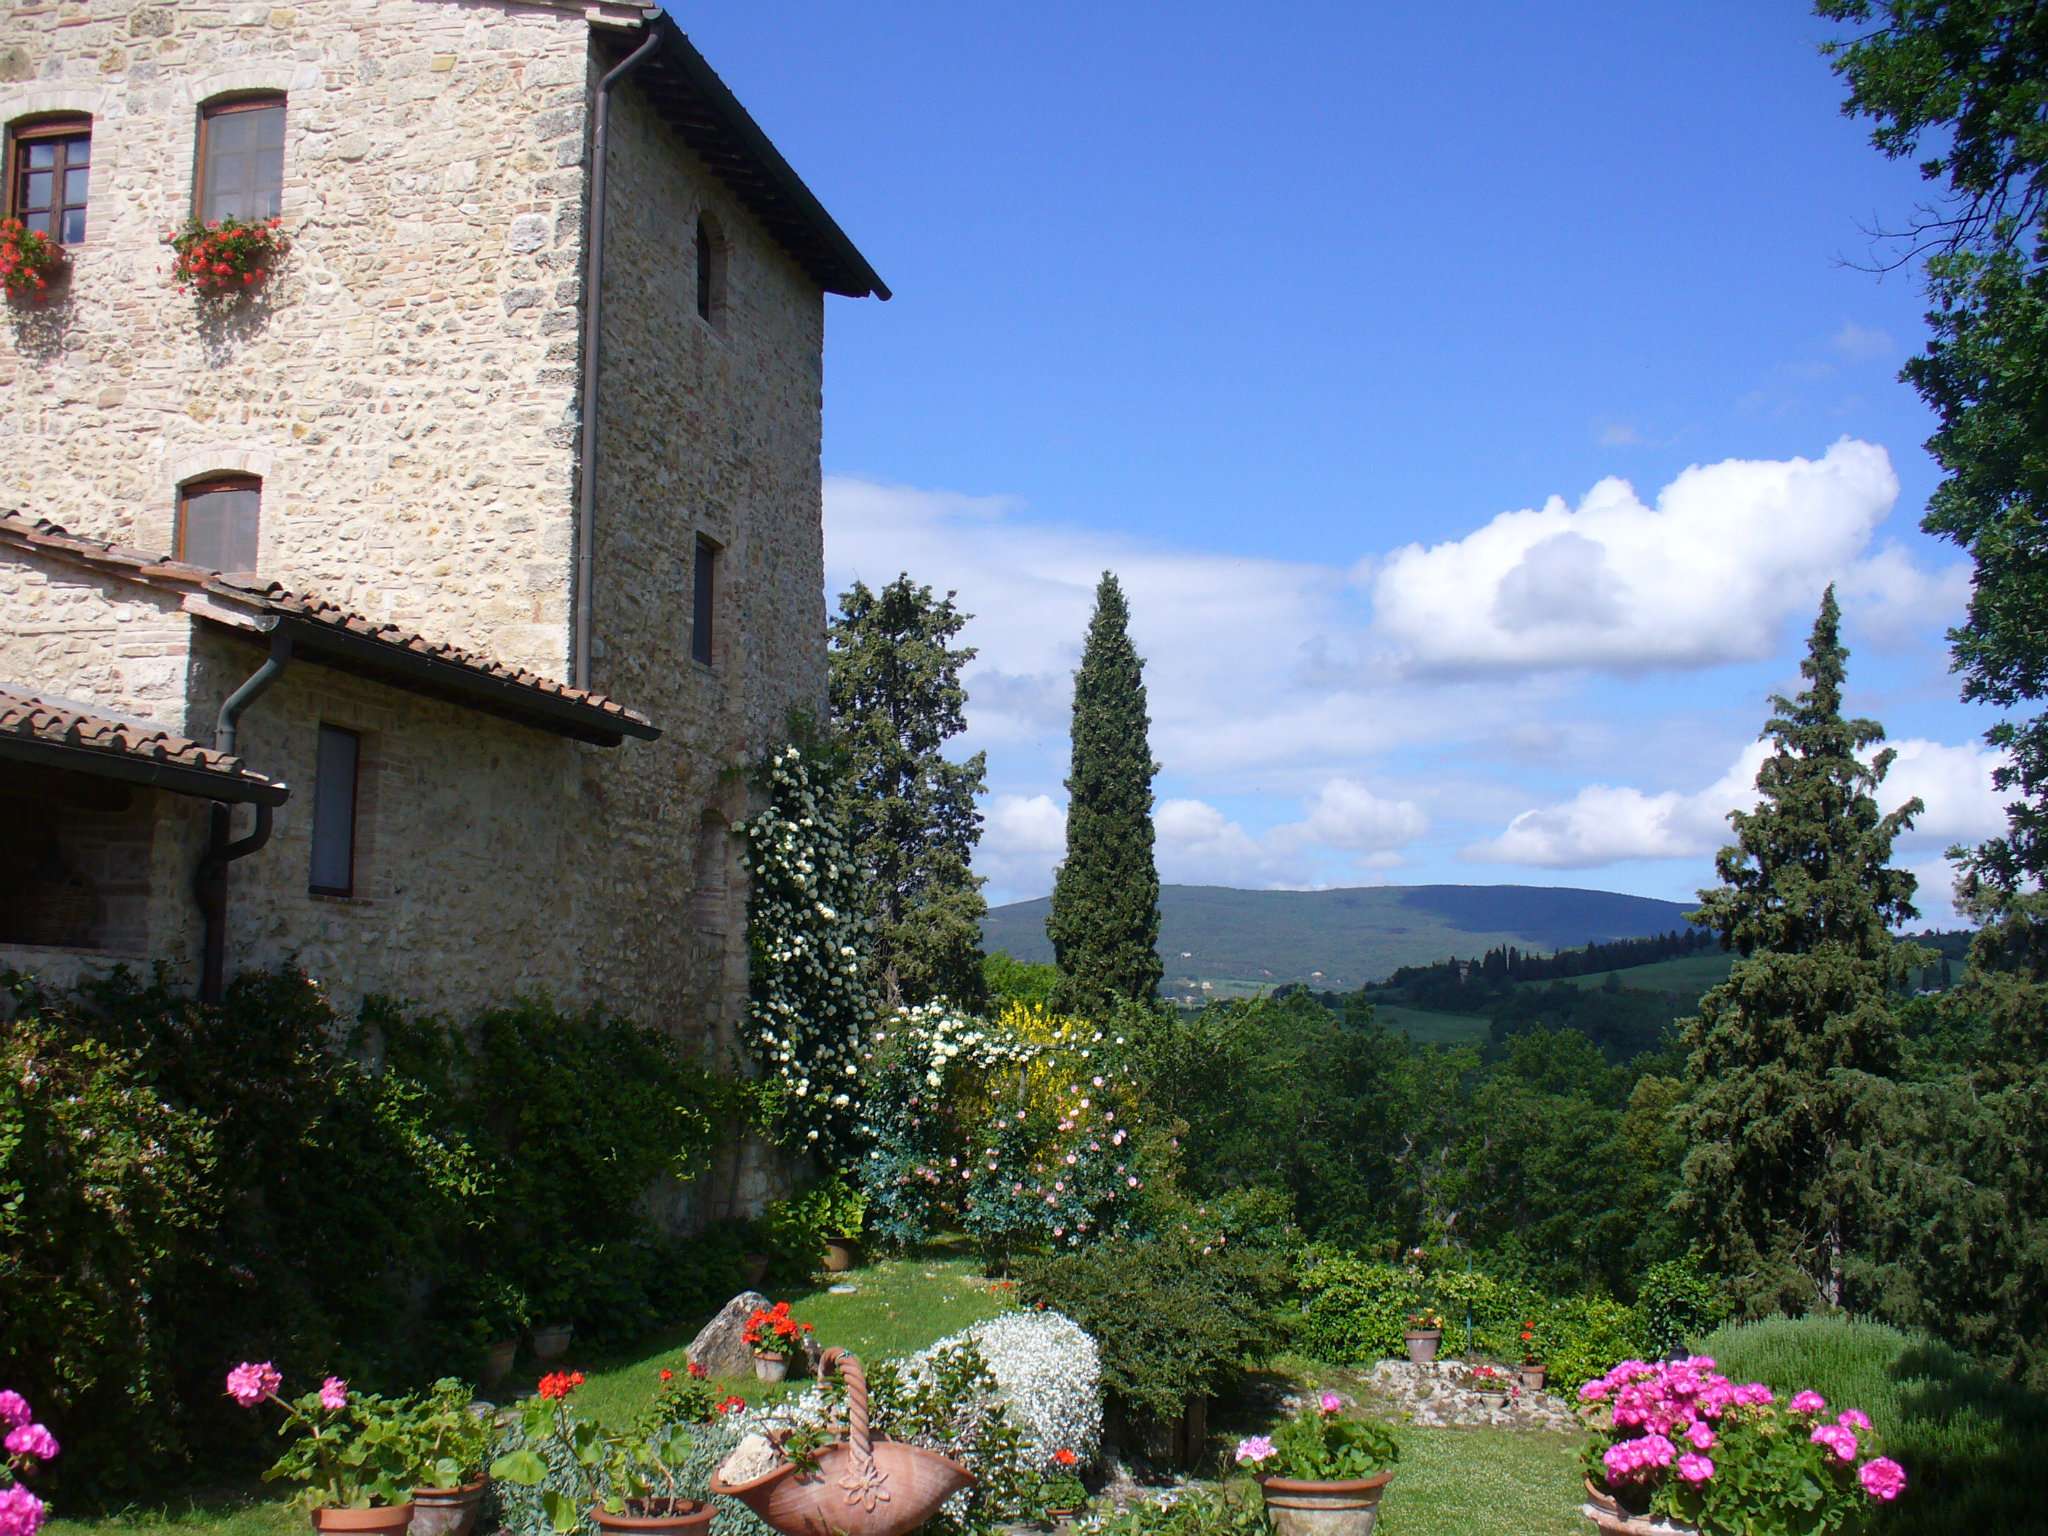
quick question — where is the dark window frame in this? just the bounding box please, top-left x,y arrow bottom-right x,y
175,472 -> 263,574
6,115 -> 92,246
691,533 -> 718,667
309,724 -> 361,898
193,92 -> 286,224
694,211 -> 726,326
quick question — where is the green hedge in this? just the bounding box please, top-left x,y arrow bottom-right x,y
1699,1316 -> 2048,1536
1291,1251 -> 1645,1392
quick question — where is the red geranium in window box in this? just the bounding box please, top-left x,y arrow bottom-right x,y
0,218 -> 67,303
167,215 -> 288,298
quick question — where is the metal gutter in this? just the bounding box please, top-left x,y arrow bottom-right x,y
573,21 -> 664,692
194,629 -> 292,1003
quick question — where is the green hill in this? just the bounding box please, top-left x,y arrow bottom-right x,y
1559,950 -> 1736,997
982,883 -> 1694,998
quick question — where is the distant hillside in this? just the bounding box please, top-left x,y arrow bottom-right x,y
982,883 -> 1695,997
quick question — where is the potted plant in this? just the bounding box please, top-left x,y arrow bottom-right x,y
1,1386 -> 58,1536
1235,1391 -> 1400,1536
0,219 -> 66,304
1463,1364 -> 1516,1411
743,1300 -> 814,1382
1518,1320 -> 1546,1392
407,1379 -> 496,1536
469,1279 -> 529,1390
816,1178 -> 869,1273
1577,1356 -> 1909,1535
710,1349 -> 973,1536
1036,1447 -> 1087,1525
226,1363 -> 420,1536
1402,1308 -> 1443,1364
491,1370 -> 714,1536
166,215 -> 288,299
529,1278 -> 577,1363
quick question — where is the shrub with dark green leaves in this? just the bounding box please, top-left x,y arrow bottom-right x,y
1017,1235 -> 1285,1432
1635,1252 -> 1731,1358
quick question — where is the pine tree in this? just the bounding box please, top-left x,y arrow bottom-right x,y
1674,588 -> 1924,1316
1047,572 -> 1162,1010
829,575 -> 989,1010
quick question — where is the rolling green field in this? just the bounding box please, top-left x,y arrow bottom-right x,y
1558,950 -> 1733,996
1368,1003 -> 1494,1045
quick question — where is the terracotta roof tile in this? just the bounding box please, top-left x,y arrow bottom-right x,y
0,512 -> 657,737
0,686 -> 285,799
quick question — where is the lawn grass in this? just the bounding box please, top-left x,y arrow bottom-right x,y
46,1492 -> 298,1536
1376,1424 -> 1584,1536
539,1254 -> 1015,1428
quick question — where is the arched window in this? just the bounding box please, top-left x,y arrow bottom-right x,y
177,473 -> 262,574
196,93 -> 285,223
694,211 -> 726,325
7,114 -> 92,245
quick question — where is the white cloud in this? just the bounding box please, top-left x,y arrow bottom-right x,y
1276,777 -> 1429,852
979,792 -> 1067,902
1831,321 -> 1897,362
1468,736 -> 2007,873
1369,439 -> 1956,674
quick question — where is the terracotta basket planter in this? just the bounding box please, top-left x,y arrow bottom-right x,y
410,1480 -> 487,1536
310,1505 -> 414,1536
589,1499 -> 713,1536
1258,1471 -> 1393,1536
711,1348 -> 974,1536
1403,1329 -> 1441,1364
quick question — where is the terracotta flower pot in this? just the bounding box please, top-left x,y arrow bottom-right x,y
1403,1329 -> 1441,1364
1477,1390 -> 1509,1409
530,1324 -> 573,1362
711,1348 -> 974,1536
311,1506 -> 414,1536
754,1350 -> 791,1383
1520,1364 -> 1548,1392
1581,1478 -> 1695,1536
480,1339 -> 517,1389
589,1500 -> 713,1536
1257,1472 -> 1394,1536
410,1480 -> 487,1536
822,1236 -> 863,1273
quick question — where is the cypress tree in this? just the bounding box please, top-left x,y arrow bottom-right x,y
828,574 -> 989,1010
1674,588 -> 1924,1316
1047,572 -> 1163,1010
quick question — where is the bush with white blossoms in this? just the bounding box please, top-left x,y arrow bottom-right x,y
736,744 -> 876,1157
857,1000 -> 1150,1260
921,1310 -> 1103,1471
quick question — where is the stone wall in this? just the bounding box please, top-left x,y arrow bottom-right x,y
572,67 -> 830,1056
186,623 -> 589,1017
0,0 -> 638,676
0,549 -> 193,719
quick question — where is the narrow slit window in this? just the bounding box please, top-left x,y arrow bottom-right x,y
691,534 -> 717,666
196,95 -> 285,224
309,725 -> 359,897
177,475 -> 261,574
694,211 -> 725,324
9,117 -> 92,244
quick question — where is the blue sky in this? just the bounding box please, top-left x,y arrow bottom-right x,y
673,3 -> 2000,917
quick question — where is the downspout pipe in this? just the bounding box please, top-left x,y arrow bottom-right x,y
573,22 -> 663,691
195,627 -> 292,1002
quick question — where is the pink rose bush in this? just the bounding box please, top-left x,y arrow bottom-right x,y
0,1387 -> 57,1536
1579,1357 -> 1906,1531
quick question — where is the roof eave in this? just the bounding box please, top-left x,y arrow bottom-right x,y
0,730 -> 289,806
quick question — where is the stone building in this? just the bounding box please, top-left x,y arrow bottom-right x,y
0,0 -> 889,1067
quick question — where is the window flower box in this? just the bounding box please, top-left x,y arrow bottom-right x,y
167,216 -> 288,298
0,219 -> 67,303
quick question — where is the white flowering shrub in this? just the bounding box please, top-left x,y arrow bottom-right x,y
735,745 -> 875,1155
908,1310 -> 1104,1471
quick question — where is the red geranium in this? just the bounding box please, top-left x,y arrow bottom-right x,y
742,1301 -> 814,1360
686,1362 -> 707,1379
1052,1448 -> 1078,1467
536,1369 -> 585,1400
715,1395 -> 747,1416
0,218 -> 65,303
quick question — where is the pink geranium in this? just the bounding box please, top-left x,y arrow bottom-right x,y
1318,1392 -> 1343,1415
0,1485 -> 45,1536
1677,1453 -> 1714,1484
0,1426 -> 56,1463
1790,1390 -> 1827,1415
1685,1421 -> 1716,1450
1859,1456 -> 1907,1501
1811,1423 -> 1859,1462
0,1397 -> 26,1431
319,1378 -> 348,1412
225,1361 -> 283,1407
1234,1435 -> 1275,1465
